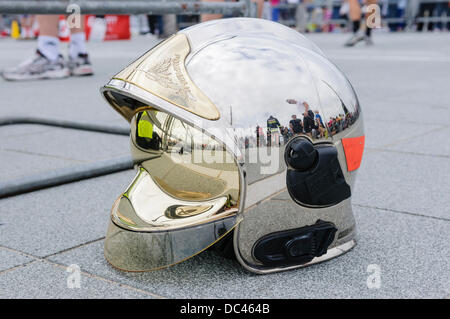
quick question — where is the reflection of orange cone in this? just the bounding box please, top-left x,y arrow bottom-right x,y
11,20 -> 20,39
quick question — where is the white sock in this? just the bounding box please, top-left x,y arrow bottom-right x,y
37,35 -> 60,61
69,32 -> 87,59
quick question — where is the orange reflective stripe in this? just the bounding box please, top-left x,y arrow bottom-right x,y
342,136 -> 365,171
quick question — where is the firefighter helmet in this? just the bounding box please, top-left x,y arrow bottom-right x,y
101,18 -> 365,273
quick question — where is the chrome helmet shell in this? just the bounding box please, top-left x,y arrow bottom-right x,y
101,18 -> 365,273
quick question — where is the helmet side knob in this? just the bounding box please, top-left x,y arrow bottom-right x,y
285,138 -> 317,171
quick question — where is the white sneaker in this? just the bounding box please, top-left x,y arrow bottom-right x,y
1,50 -> 70,81
344,32 -> 364,47
67,53 -> 94,76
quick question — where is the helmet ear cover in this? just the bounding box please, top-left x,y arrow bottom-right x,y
285,138 -> 318,171
285,137 -> 351,207
252,220 -> 337,267
213,138 -> 351,264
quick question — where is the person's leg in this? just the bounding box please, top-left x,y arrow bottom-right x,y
147,15 -> 160,37
138,14 -> 150,34
397,7 -> 405,30
364,0 -> 378,45
69,15 -> 87,58
148,15 -> 156,35
38,14 -> 59,37
416,3 -> 426,31
20,15 -> 34,39
68,15 -> 93,76
254,0 -> 264,18
344,19 -> 361,46
345,0 -> 363,46
364,19 -> 373,45
434,3 -> 444,30
156,15 -> 163,35
353,19 -> 361,33
296,3 -> 308,33
28,15 -> 36,38
427,3 -> 436,31
37,15 -> 60,61
448,2 -> 450,30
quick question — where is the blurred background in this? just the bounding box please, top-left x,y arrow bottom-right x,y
0,0 -> 448,41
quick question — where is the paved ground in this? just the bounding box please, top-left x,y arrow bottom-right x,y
0,31 -> 449,299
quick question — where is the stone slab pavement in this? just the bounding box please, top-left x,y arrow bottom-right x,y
0,31 -> 449,298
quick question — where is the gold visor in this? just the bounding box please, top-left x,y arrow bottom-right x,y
104,110 -> 241,271
102,33 -> 220,122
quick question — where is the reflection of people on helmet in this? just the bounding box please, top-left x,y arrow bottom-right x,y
281,126 -> 290,145
302,110 -> 316,138
314,110 -> 324,127
289,114 -> 303,135
267,115 -> 281,146
286,99 -> 326,139
304,103 -> 326,139
255,124 -> 264,147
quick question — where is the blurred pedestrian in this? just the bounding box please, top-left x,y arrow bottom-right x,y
344,0 -> 362,46
20,14 -> 36,39
147,15 -> 161,38
344,0 -> 378,46
416,0 -> 437,31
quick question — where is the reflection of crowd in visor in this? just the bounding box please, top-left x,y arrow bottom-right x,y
252,99 -> 358,148
135,102 -> 358,152
135,110 -> 230,155
266,115 -> 281,146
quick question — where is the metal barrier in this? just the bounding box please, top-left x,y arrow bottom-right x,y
268,0 -> 449,31
0,0 -> 256,17
1,0 -> 446,31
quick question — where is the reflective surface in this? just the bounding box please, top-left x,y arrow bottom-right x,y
115,167 -> 236,231
104,109 -> 241,271
103,34 -> 220,121
101,18 -> 364,273
131,110 -> 240,204
186,32 -> 361,147
105,214 -> 238,272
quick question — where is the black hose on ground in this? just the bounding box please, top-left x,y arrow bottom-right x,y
0,117 -> 133,198
0,116 -> 130,136
0,156 -> 135,199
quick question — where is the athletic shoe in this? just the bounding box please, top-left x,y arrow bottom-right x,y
364,35 -> 374,46
344,32 -> 364,47
1,50 -> 69,81
67,53 -> 94,76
